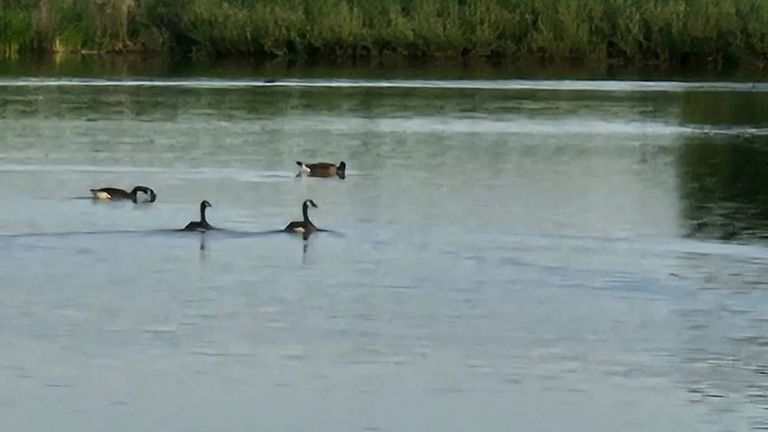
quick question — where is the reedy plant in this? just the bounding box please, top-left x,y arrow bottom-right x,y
0,0 -> 766,69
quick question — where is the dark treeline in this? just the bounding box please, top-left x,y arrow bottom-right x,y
1,0 -> 768,70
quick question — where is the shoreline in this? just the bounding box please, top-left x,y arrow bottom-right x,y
1,54 -> 767,82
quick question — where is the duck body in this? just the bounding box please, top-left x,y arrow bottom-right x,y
183,221 -> 213,231
90,186 -> 157,203
91,187 -> 130,200
183,200 -> 214,231
296,161 -> 346,179
283,220 -> 316,234
284,199 -> 319,235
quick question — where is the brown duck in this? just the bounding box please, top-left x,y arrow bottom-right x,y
296,161 -> 346,179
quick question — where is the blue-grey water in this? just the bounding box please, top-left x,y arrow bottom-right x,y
1,76 -> 768,431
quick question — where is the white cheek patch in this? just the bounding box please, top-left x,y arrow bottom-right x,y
135,191 -> 148,201
300,164 -> 311,174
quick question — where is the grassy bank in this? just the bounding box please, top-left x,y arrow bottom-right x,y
2,0 -> 768,70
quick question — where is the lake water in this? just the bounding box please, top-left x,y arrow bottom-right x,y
1,72 -> 768,431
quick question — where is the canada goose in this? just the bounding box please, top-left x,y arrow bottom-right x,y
90,186 -> 157,203
296,161 -> 346,179
183,200 -> 214,231
284,199 -> 319,235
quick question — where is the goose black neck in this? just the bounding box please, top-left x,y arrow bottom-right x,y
302,201 -> 311,224
200,202 -> 208,224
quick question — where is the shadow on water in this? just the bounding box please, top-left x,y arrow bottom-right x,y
675,90 -> 768,243
678,136 -> 768,242
671,89 -> 768,431
680,91 -> 768,128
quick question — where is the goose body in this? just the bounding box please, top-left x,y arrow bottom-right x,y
90,186 -> 157,203
183,200 -> 214,231
296,161 -> 346,179
284,199 -> 318,235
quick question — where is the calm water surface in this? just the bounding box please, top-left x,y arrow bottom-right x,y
1,73 -> 768,431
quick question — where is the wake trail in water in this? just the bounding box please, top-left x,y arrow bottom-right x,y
0,227 -> 344,240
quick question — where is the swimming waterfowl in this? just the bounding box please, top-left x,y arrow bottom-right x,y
90,186 -> 157,203
183,200 -> 214,231
284,199 -> 319,235
296,161 -> 346,179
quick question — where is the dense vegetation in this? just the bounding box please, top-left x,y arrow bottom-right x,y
2,0 -> 768,69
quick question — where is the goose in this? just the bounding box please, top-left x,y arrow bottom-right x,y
183,200 -> 214,231
284,199 -> 319,235
90,186 -> 157,203
296,161 -> 346,179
